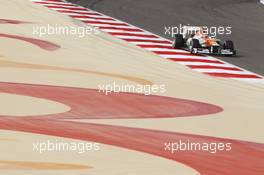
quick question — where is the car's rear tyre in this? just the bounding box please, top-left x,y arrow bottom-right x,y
172,34 -> 184,48
224,40 -> 234,51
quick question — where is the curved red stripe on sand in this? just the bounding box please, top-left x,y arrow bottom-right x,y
0,19 -> 29,24
0,82 -> 222,119
0,33 -> 60,51
1,120 -> 263,175
0,83 -> 263,175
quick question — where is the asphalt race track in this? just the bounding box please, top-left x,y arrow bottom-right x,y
69,0 -> 264,76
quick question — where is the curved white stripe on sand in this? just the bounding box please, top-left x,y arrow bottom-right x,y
0,93 -> 70,117
261,0 -> 264,4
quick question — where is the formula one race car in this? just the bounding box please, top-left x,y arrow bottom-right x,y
172,26 -> 236,56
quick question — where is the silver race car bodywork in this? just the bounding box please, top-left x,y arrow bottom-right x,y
172,26 -> 236,56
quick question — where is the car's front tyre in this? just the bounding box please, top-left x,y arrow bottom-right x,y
224,40 -> 234,51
